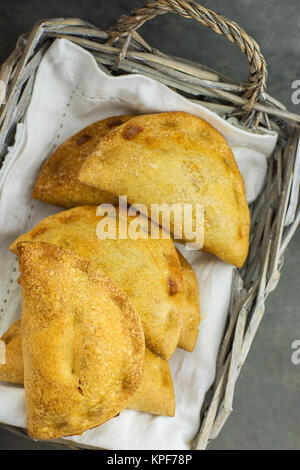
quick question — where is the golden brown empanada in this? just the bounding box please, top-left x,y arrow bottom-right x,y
177,251 -> 200,352
17,241 -> 145,439
11,206 -> 184,360
0,322 -> 175,417
32,115 -> 134,208
0,320 -> 23,384
129,348 -> 175,417
78,112 -> 250,267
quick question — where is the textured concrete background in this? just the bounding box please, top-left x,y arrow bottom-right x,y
0,0 -> 299,450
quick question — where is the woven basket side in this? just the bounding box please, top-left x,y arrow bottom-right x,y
195,128 -> 300,449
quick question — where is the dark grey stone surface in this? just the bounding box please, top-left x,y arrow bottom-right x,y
0,0 -> 299,450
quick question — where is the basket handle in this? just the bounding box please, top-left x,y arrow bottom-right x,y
108,0 -> 267,110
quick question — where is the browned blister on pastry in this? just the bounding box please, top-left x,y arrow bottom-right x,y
78,112 -> 250,267
0,330 -> 175,417
177,251 -> 200,352
11,206 -> 184,360
0,320 -> 23,384
17,241 -> 145,439
32,115 -> 134,208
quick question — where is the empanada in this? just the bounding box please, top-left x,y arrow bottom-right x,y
79,112 -> 250,267
177,251 -> 200,352
32,115 -> 134,208
0,322 -> 175,417
11,206 -> 184,360
128,348 -> 175,417
0,320 -> 23,384
17,241 -> 145,439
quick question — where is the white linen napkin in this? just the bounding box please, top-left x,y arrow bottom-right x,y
0,38 -> 277,450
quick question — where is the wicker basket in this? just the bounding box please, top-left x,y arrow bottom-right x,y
0,0 -> 299,450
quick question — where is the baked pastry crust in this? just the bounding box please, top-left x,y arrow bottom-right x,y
17,241 -> 145,439
79,112 -> 250,267
0,324 -> 175,417
0,320 -> 23,384
11,206 -> 184,360
32,115 -> 134,208
129,348 -> 175,417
